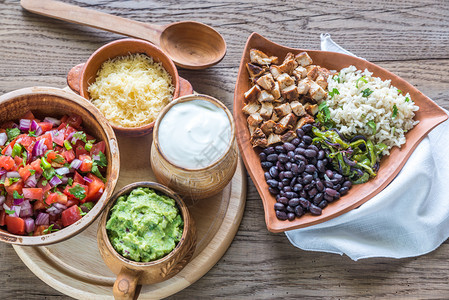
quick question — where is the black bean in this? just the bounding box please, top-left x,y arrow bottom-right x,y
309,204 -> 322,215
317,150 -> 325,160
304,183 -> 314,191
294,154 -> 306,163
291,163 -> 299,175
261,161 -> 273,169
309,157 -> 318,166
293,184 -> 303,192
278,182 -> 284,190
296,128 -> 305,137
316,180 -> 324,192
295,205 -> 304,217
287,151 -> 295,159
330,178 -> 340,185
302,124 -> 312,133
276,210 -> 288,220
290,177 -> 297,187
291,138 -> 300,146
259,152 -> 267,161
296,177 -> 304,185
264,146 -> 275,155
325,170 -> 334,179
305,164 -> 316,174
324,180 -> 334,188
299,142 -> 306,148
267,154 -> 278,162
275,145 -> 285,153
325,188 -> 338,197
286,205 -> 295,213
284,171 -> 293,179
313,193 -> 324,205
269,166 -> 279,178
318,200 -> 328,209
269,187 -> 279,195
274,203 -> 285,211
284,142 -> 295,151
317,160 -> 326,173
276,161 -> 285,171
283,186 -> 292,193
303,174 -> 313,184
299,198 -> 311,209
324,193 -> 334,202
297,162 -> 306,173
281,178 -> 290,185
267,179 -> 279,188
308,188 -> 318,198
279,191 -> 286,197
339,186 -> 349,196
278,197 -> 288,205
300,190 -> 308,198
334,173 -> 343,182
334,184 -> 341,191
322,158 -> 329,166
287,212 -> 296,221
308,144 -> 319,152
295,147 -> 305,155
304,149 -> 317,158
285,162 -> 292,170
303,135 -> 313,145
285,191 -> 298,199
289,198 -> 300,207
278,153 -> 289,163
333,191 -> 341,200
343,181 -> 352,189
264,172 -> 272,181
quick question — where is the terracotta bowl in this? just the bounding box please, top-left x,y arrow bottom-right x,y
66,38 -> 194,137
0,87 -> 120,245
97,181 -> 196,300
234,33 -> 448,233
150,94 -> 238,200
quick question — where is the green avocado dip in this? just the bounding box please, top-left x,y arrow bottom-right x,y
106,187 -> 184,262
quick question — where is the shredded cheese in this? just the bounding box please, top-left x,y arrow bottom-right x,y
88,53 -> 174,128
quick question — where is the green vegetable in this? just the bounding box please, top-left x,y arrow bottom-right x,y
52,155 -> 65,164
11,143 -> 22,157
405,97 -> 410,102
69,184 -> 86,200
79,207 -> 87,216
42,168 -> 56,180
64,140 -> 72,150
392,104 -> 398,118
13,190 -> 23,199
81,202 -> 95,211
5,209 -> 16,215
43,224 -> 59,234
67,178 -> 73,186
72,131 -> 87,144
8,178 -> 19,183
28,131 -> 37,137
40,157 -> 51,170
397,89 -> 402,94
85,142 -> 93,152
366,120 -> 376,134
329,88 -> 340,98
333,74 -> 341,83
356,76 -> 368,88
6,128 -> 20,142
91,151 -> 108,182
361,88 -> 373,98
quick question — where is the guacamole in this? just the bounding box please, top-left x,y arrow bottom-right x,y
106,187 -> 183,262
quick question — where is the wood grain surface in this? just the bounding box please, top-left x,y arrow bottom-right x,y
1,0 -> 449,299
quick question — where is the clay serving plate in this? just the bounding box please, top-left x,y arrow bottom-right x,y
0,87 -> 120,245
66,38 -> 194,137
234,33 -> 448,233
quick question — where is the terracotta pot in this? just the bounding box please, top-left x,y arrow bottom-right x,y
66,38 -> 194,136
97,181 -> 196,300
0,87 -> 120,245
150,94 -> 238,200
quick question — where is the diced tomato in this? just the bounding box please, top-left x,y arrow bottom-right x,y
57,122 -> 67,131
64,126 -> 77,139
5,179 -> 23,195
79,155 -> 92,172
17,135 -> 34,148
45,192 -> 68,206
33,200 -> 47,211
30,158 -> 42,174
37,179 -> 51,194
0,211 -> 6,226
5,195 -> 13,207
14,156 -> 23,168
33,225 -> 48,236
66,114 -> 82,129
18,167 -> 32,182
36,132 -> 53,150
38,122 -> 53,133
75,144 -> 88,158
62,149 -> 75,163
84,173 -> 104,203
1,144 -> 11,155
23,188 -> 43,201
46,151 -> 65,165
53,129 -> 65,146
66,198 -> 79,207
73,171 -> 85,184
90,141 -> 106,156
61,205 -> 82,227
63,183 -> 88,202
5,216 -> 25,235
21,111 -> 35,120
0,156 -> 15,171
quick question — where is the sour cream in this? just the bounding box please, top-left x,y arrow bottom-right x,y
158,99 -> 231,169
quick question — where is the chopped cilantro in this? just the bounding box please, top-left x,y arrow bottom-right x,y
6,128 -> 20,142
5,209 -> 16,215
91,151 -> 108,183
392,104 -> 398,118
362,88 -> 373,98
52,155 -> 65,164
11,143 -> 22,157
8,177 -> 19,183
13,190 -> 23,199
42,167 -> 56,180
28,169 -> 36,175
328,88 -> 340,98
67,178 -> 73,186
79,206 -> 87,216
367,120 -> 376,134
397,89 -> 402,94
405,97 -> 410,102
333,74 -> 340,83
356,76 -> 368,88
42,180 -> 48,186
43,224 -> 59,234
72,131 -> 87,144
21,151 -> 27,167
28,131 -> 37,137
69,184 -> 86,200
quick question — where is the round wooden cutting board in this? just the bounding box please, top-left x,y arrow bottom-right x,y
12,128 -> 247,299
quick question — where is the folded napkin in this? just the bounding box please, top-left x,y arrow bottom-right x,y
285,34 -> 449,261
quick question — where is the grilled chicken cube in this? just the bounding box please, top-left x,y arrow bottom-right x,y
277,73 -> 295,91
250,49 -> 278,66
252,138 -> 268,148
309,81 -> 327,101
244,85 -> 261,103
271,81 -> 281,100
281,85 -> 299,101
242,101 -> 261,115
271,111 -> 280,122
270,65 -> 283,80
248,124 -> 257,136
306,65 -> 319,81
274,103 -> 292,117
256,73 -> 275,91
250,128 -> 267,148
278,113 -> 297,129
290,101 -> 306,117
258,90 -> 275,102
278,53 -> 298,75
267,133 -> 282,146
260,120 -> 276,135
293,66 -> 307,80
304,103 -> 319,116
281,131 -> 295,143
274,123 -> 287,134
294,114 -> 315,130
260,102 -> 274,119
295,52 -> 313,67
315,74 -> 327,89
317,67 -> 332,80
247,113 -> 263,126
297,79 -> 311,95
246,63 -> 266,79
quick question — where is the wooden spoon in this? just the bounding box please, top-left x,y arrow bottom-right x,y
20,0 -> 227,69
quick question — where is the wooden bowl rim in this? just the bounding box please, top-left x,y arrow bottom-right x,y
79,38 -> 180,135
0,86 -> 120,245
152,94 -> 236,171
98,181 -> 192,268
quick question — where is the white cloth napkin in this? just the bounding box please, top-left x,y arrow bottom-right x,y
285,33 -> 449,261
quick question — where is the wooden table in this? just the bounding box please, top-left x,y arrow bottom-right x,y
1,0 -> 449,298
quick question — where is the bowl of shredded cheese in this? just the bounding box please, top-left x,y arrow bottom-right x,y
68,39 -> 193,136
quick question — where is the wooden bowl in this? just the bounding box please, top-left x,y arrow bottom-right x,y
97,181 -> 196,300
0,87 -> 120,245
150,94 -> 238,200
234,33 -> 448,233
66,38 -> 194,137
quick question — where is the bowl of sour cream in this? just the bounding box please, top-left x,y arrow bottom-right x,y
151,94 -> 238,199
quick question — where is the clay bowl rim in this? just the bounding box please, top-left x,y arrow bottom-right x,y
98,181 -> 192,268
0,86 -> 120,245
152,94 -> 236,171
234,32 -> 448,233
79,38 -> 180,135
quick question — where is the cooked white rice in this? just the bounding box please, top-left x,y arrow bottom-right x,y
325,65 -> 419,155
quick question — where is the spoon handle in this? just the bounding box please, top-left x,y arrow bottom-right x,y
20,0 -> 164,46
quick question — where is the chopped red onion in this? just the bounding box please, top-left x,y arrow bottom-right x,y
67,131 -> 75,140
53,203 -> 67,210
25,218 -> 35,233
0,132 -> 7,146
3,204 -> 10,211
25,174 -> 37,188
83,176 -> 93,183
55,167 -> 70,176
30,120 -> 39,131
4,145 -> 12,156
46,206 -> 61,215
20,201 -> 33,218
7,171 -> 20,178
13,198 -> 24,205
60,176 -> 68,185
0,174 -> 6,184
49,176 -> 62,187
12,205 -> 21,218
44,117 -> 61,126
0,195 -> 4,206
92,155 -> 100,161
19,119 -> 31,131
35,212 -> 49,225
32,139 -> 47,157
0,169 -> 6,176
70,159 -> 82,169
35,126 -> 43,136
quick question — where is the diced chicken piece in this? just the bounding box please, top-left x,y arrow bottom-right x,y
274,103 -> 292,117
247,113 -> 263,126
297,79 -> 311,95
260,120 -> 276,135
315,74 -> 328,89
246,63 -> 266,79
260,102 -> 274,119
277,73 -> 295,91
256,73 -> 275,91
306,65 -> 319,81
290,101 -> 306,117
270,65 -> 283,80
278,113 -> 298,129
278,53 -> 298,75
252,138 -> 268,148
309,81 -> 327,101
250,128 -> 267,148
317,67 -> 332,80
258,90 -> 275,103
250,49 -> 278,66
274,123 -> 287,134
295,52 -> 313,67
267,133 -> 282,146
281,85 -> 299,101
271,111 -> 280,122
293,66 -> 307,80
281,131 -> 295,143
248,124 -> 257,136
305,103 -> 319,116
271,81 -> 281,100
294,114 -> 315,131
244,85 -> 261,103
242,101 -> 261,115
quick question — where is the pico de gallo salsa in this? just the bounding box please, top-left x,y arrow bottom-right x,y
0,111 -> 108,236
